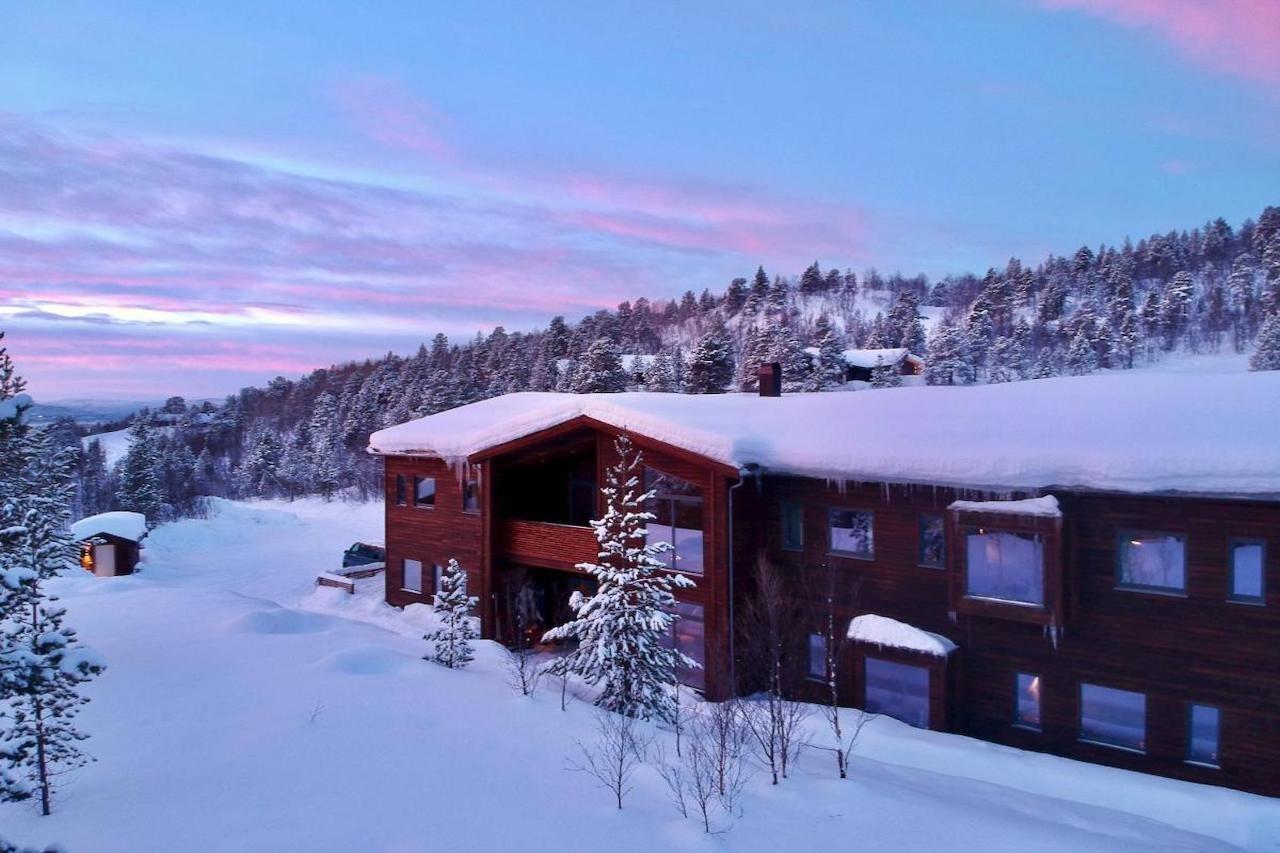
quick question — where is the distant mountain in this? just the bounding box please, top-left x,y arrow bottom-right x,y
27,399 -> 156,425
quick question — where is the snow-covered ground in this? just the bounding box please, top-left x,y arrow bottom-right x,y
5,498 -> 1280,851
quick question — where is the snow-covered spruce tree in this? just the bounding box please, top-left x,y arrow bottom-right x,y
424,559 -> 478,669
1,390 -> 105,815
805,314 -> 845,391
1065,327 -> 1099,375
868,355 -> 902,389
114,417 -> 167,523
569,337 -> 628,393
1250,311 -> 1280,371
684,325 -> 734,394
542,434 -> 697,722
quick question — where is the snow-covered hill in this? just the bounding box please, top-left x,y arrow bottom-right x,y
5,498 -> 1278,851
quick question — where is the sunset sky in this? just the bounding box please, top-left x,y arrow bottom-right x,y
2,0 -> 1278,400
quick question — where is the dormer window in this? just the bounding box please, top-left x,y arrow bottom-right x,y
947,496 -> 1063,626
965,529 -> 1045,606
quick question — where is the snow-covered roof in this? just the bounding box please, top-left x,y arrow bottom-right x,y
949,496 -> 1062,518
841,348 -> 922,369
847,614 -> 957,656
71,511 -> 148,543
367,370 -> 1280,496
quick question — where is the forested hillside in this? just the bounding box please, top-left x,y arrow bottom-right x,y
66,205 -> 1280,521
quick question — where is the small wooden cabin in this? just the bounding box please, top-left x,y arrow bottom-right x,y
840,347 -> 923,382
71,511 -> 147,577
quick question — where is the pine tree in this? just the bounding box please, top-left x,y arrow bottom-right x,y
643,351 -> 678,392
868,355 -> 902,389
684,326 -> 734,394
424,559 -> 478,669
1,374 -> 105,815
923,323 -> 973,386
806,314 -> 846,390
308,392 -> 343,500
569,338 -> 628,394
114,418 -> 166,523
1065,328 -> 1099,375
542,435 -> 696,722
1250,312 -> 1280,371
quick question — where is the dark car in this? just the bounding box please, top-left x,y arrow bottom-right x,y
343,542 -> 386,569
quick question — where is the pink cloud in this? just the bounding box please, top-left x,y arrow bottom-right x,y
1041,0 -> 1280,87
329,76 -> 455,160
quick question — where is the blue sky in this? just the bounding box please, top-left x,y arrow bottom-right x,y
1,0 -> 1277,398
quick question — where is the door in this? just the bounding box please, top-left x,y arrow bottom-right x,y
94,543 -> 117,577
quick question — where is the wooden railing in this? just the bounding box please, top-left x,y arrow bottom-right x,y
497,519 -> 598,571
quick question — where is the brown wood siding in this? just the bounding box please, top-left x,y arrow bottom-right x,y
383,456 -> 483,611
497,519 -> 597,571
742,475 -> 1280,796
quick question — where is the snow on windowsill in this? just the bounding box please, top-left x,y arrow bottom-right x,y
949,495 -> 1061,518
846,614 -> 957,657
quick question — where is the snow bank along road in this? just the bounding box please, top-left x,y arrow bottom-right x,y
5,498 -> 1279,852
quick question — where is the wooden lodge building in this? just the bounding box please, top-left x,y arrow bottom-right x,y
369,366 -> 1280,797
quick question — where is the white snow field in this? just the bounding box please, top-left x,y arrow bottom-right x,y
5,498 -> 1280,852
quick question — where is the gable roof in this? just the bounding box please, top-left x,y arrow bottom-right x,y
367,370 -> 1280,497
71,511 -> 148,543
840,347 -> 922,369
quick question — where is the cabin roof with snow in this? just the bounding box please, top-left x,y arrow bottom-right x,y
840,347 -> 922,369
71,511 -> 148,544
367,370 -> 1280,497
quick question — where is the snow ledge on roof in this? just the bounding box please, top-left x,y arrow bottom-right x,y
847,614 -> 957,656
948,495 -> 1062,518
71,511 -> 148,543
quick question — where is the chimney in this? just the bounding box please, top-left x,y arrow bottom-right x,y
758,362 -> 782,397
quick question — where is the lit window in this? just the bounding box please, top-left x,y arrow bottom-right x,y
1187,704 -> 1220,767
414,476 -> 436,508
463,477 -> 481,513
966,529 -> 1044,605
781,501 -> 804,551
829,509 -> 874,559
1079,683 -> 1145,752
1014,672 -> 1041,730
1228,540 -> 1265,604
807,633 -> 827,681
1117,531 -> 1186,593
864,657 -> 930,728
395,474 -> 407,506
919,513 -> 946,568
402,558 -> 423,594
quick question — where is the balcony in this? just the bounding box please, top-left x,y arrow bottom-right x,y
497,519 -> 598,572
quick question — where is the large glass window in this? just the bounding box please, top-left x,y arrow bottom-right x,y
1014,672 -> 1042,730
1117,531 -> 1186,593
1229,540 -> 1265,604
1187,704 -> 1221,767
414,476 -> 437,508
807,633 -> 827,681
781,502 -> 804,552
919,513 -> 946,569
864,657 -> 930,728
462,477 -> 481,513
965,529 -> 1044,605
660,601 -> 706,691
402,558 -> 423,594
645,468 -> 704,574
829,509 -> 874,559
1079,683 -> 1145,752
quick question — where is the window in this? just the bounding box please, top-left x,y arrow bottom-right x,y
1187,704 -> 1221,768
1014,672 -> 1042,730
864,657 -> 930,728
462,477 -> 481,513
402,558 -> 423,594
1228,540 -> 1265,604
413,476 -> 436,508
965,529 -> 1044,605
807,633 -> 827,681
395,474 -> 407,507
829,509 -> 874,559
781,501 -> 804,551
432,563 -> 444,595
1117,531 -> 1186,594
644,468 -> 704,574
919,513 -> 946,568
1079,683 -> 1145,752
660,601 -> 706,691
